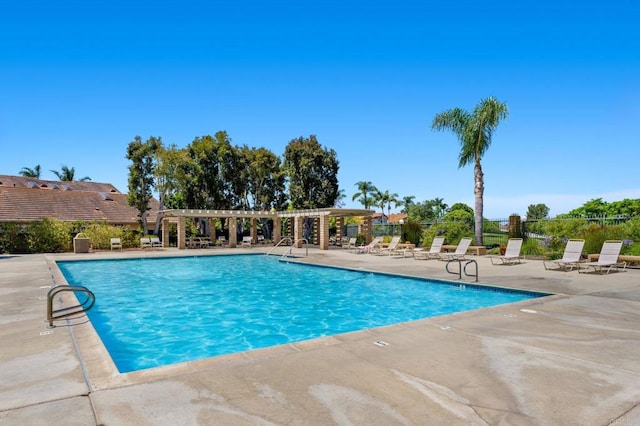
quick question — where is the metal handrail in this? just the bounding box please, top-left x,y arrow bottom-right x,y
265,237 -> 294,256
282,238 -> 308,258
265,237 -> 308,258
445,259 -> 479,282
47,285 -> 95,327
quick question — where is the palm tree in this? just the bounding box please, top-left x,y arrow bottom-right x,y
432,96 -> 508,245
401,195 -> 415,213
50,165 -> 91,182
352,181 -> 378,210
19,165 -> 41,178
375,189 -> 401,218
333,188 -> 347,208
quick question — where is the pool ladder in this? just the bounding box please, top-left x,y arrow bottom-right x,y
47,285 -> 95,327
265,237 -> 308,258
445,259 -> 479,282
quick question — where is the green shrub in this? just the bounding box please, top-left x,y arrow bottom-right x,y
0,223 -> 29,253
578,224 -> 625,255
521,238 -> 544,256
26,218 -> 73,253
421,220 -> 474,247
541,218 -> 589,240
402,219 -> 423,246
82,223 -> 141,249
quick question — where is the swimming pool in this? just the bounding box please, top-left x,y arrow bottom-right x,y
57,255 -> 545,373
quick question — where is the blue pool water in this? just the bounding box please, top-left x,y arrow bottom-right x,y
57,255 -> 545,373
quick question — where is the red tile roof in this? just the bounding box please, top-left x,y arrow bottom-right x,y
0,175 -> 158,225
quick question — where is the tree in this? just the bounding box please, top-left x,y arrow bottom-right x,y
183,132 -> 239,210
375,189 -> 400,217
352,181 -> 378,210
19,165 -> 41,178
432,96 -> 508,245
334,188 -> 347,208
400,195 -> 416,213
283,135 -> 339,209
126,136 -> 161,234
526,203 -> 550,220
50,165 -> 91,181
154,143 -> 191,210
237,145 -> 286,211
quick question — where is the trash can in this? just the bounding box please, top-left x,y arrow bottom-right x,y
73,233 -> 90,253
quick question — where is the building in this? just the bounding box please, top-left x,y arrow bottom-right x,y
0,175 -> 159,228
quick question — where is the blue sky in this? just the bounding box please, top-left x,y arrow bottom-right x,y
1,0 -> 638,218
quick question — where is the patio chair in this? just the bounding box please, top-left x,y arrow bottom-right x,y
110,237 -> 122,251
439,237 -> 472,261
490,238 -> 524,265
342,237 -> 357,251
579,240 -> 627,274
241,236 -> 253,247
140,237 -> 152,249
413,236 -> 445,260
543,239 -> 585,271
371,236 -> 401,256
355,236 -> 383,254
150,237 -> 163,248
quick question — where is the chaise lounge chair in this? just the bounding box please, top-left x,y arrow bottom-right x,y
140,237 -> 152,249
413,236 -> 445,260
355,236 -> 383,254
439,237 -> 472,261
543,239 -> 584,271
371,236 -> 402,256
490,238 -> 524,265
150,237 -> 163,248
342,237 -> 357,251
579,240 -> 627,274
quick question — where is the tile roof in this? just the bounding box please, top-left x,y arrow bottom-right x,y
0,175 -> 158,225
0,175 -> 120,193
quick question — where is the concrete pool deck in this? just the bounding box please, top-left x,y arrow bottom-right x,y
1,248 -> 639,425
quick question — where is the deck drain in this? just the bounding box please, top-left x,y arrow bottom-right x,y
40,330 -> 53,336
504,313 -> 518,318
373,341 -> 389,347
440,326 -> 453,331
520,309 -> 538,314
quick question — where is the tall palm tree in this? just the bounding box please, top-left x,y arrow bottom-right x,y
432,96 -> 508,245
352,181 -> 378,210
401,195 -> 415,213
375,189 -> 400,218
50,165 -> 91,182
19,165 -> 41,178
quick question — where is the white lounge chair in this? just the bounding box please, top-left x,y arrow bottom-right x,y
371,236 -> 401,256
439,237 -> 472,261
579,240 -> 626,274
342,237 -> 357,251
355,237 -> 383,254
140,237 -> 152,249
543,239 -> 585,271
490,238 -> 523,265
413,236 -> 445,260
241,236 -> 253,247
110,237 -> 122,251
150,237 -> 163,248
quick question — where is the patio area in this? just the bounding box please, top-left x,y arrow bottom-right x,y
1,248 -> 639,425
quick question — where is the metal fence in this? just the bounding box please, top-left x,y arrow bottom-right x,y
345,215 -> 635,248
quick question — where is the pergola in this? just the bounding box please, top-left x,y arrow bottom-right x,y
157,208 -> 374,250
